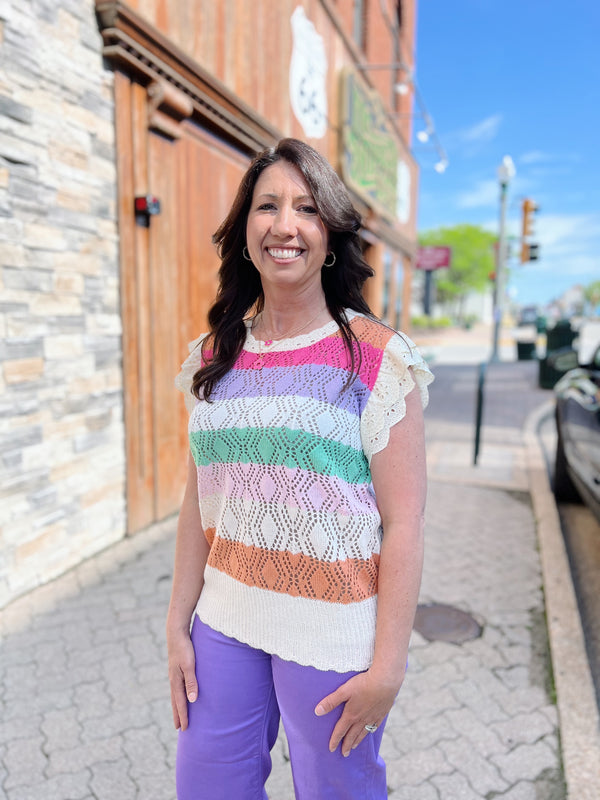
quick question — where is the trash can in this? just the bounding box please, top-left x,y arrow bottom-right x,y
546,319 -> 576,351
516,341 -> 536,360
538,346 -> 579,389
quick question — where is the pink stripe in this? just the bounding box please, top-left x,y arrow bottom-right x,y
236,337 -> 387,390
197,462 -> 378,516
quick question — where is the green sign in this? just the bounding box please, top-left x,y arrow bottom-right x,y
340,69 -> 401,222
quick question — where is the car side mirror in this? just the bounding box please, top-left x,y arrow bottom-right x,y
550,350 -> 579,372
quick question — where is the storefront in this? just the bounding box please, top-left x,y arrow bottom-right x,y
0,1 -> 420,606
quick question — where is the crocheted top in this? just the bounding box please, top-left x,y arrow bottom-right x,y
175,311 -> 433,672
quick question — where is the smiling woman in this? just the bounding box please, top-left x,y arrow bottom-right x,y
245,159 -> 329,308
167,137 -> 434,799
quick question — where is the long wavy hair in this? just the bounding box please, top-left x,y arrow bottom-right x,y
192,138 -> 375,400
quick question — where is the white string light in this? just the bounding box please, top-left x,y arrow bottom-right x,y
373,0 -> 448,174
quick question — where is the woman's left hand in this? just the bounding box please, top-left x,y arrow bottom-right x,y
314,668 -> 403,757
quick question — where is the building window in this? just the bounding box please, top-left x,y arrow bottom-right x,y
382,249 -> 393,322
396,1 -> 403,30
353,0 -> 368,51
395,258 -> 404,329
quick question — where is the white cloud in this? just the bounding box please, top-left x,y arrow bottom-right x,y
441,114 -> 503,159
519,150 -> 581,166
459,114 -> 503,144
456,179 -> 499,209
519,150 -> 551,165
536,213 -> 600,252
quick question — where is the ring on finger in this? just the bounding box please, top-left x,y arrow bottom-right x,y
364,723 -> 378,733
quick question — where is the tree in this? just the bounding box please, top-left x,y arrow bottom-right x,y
583,280 -> 600,315
419,224 -> 496,321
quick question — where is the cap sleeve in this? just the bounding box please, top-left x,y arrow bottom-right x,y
174,334 -> 207,414
361,332 -> 434,464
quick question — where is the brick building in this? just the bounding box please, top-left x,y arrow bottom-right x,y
0,0 -> 420,606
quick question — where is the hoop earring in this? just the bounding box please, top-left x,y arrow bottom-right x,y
243,246 -> 252,261
323,252 -> 336,268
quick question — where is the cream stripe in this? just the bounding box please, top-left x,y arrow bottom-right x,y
189,393 -> 362,448
196,567 -> 378,672
198,493 -> 382,561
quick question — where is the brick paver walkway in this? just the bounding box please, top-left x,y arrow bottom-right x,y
0,354 -> 566,799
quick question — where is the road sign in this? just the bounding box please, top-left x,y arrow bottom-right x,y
416,246 -> 451,270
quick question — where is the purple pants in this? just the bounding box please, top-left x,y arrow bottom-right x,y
176,616 -> 387,799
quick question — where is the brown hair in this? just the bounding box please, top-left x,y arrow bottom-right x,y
192,138 -> 374,400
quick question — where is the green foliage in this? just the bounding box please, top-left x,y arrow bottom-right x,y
411,315 -> 453,329
583,280 -> 600,313
419,224 -> 497,306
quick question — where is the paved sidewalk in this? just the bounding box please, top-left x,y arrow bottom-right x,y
1,345 -> 599,798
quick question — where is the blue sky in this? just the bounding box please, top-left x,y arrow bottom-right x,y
414,0 -> 600,307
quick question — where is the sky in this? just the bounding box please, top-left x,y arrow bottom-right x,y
413,0 -> 600,308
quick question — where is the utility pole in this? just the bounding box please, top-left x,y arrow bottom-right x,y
491,156 -> 515,362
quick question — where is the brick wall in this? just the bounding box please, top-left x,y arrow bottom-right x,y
0,0 -> 125,606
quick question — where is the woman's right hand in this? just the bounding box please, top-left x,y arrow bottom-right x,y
167,627 -> 198,731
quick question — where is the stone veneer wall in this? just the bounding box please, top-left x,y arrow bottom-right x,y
0,0 -> 126,607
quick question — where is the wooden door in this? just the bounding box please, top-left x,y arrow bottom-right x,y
115,72 -> 248,533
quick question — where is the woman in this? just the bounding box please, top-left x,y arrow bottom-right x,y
168,138 -> 433,799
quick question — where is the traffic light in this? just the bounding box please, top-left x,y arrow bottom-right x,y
521,198 -> 538,238
520,198 -> 539,263
520,243 -> 540,262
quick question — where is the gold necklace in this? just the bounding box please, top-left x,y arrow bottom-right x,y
259,309 -> 325,345
252,308 -> 326,369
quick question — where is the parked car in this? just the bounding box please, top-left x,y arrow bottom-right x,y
518,305 -> 539,326
553,345 -> 600,524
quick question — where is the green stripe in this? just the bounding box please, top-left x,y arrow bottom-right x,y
190,426 -> 371,484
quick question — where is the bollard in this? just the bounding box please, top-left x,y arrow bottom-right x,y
473,361 -> 486,465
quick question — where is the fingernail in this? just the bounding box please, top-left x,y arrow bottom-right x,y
343,750 -> 350,758
315,704 -> 325,716
188,692 -> 197,702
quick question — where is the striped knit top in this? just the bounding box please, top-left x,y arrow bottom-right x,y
175,311 -> 433,672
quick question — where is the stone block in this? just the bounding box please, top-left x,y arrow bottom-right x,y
0,94 -> 33,124
41,706 -> 82,751
2,356 -> 44,383
2,735 -> 47,789
0,336 -> 43,359
89,757 -> 137,800
491,740 -> 558,784
0,240 -> 27,267
2,265 -> 53,291
30,292 -> 81,316
44,333 -> 83,359
23,222 -> 67,251
15,521 -> 67,563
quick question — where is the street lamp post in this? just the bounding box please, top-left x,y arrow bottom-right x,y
491,155 -> 516,362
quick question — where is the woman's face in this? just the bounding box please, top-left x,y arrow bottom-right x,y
245,160 -> 329,296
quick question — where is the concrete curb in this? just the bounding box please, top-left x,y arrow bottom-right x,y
524,400 -> 600,799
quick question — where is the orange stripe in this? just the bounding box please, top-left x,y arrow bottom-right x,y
205,527 -> 216,547
346,316 -> 394,349
206,536 -> 379,604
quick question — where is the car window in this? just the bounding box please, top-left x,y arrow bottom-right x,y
594,347 -> 600,370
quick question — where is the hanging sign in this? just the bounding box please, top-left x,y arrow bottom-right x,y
340,68 -> 414,225
289,7 -> 328,139
416,246 -> 452,270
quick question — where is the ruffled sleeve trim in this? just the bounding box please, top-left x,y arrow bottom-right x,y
361,332 -> 434,464
174,334 -> 207,414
